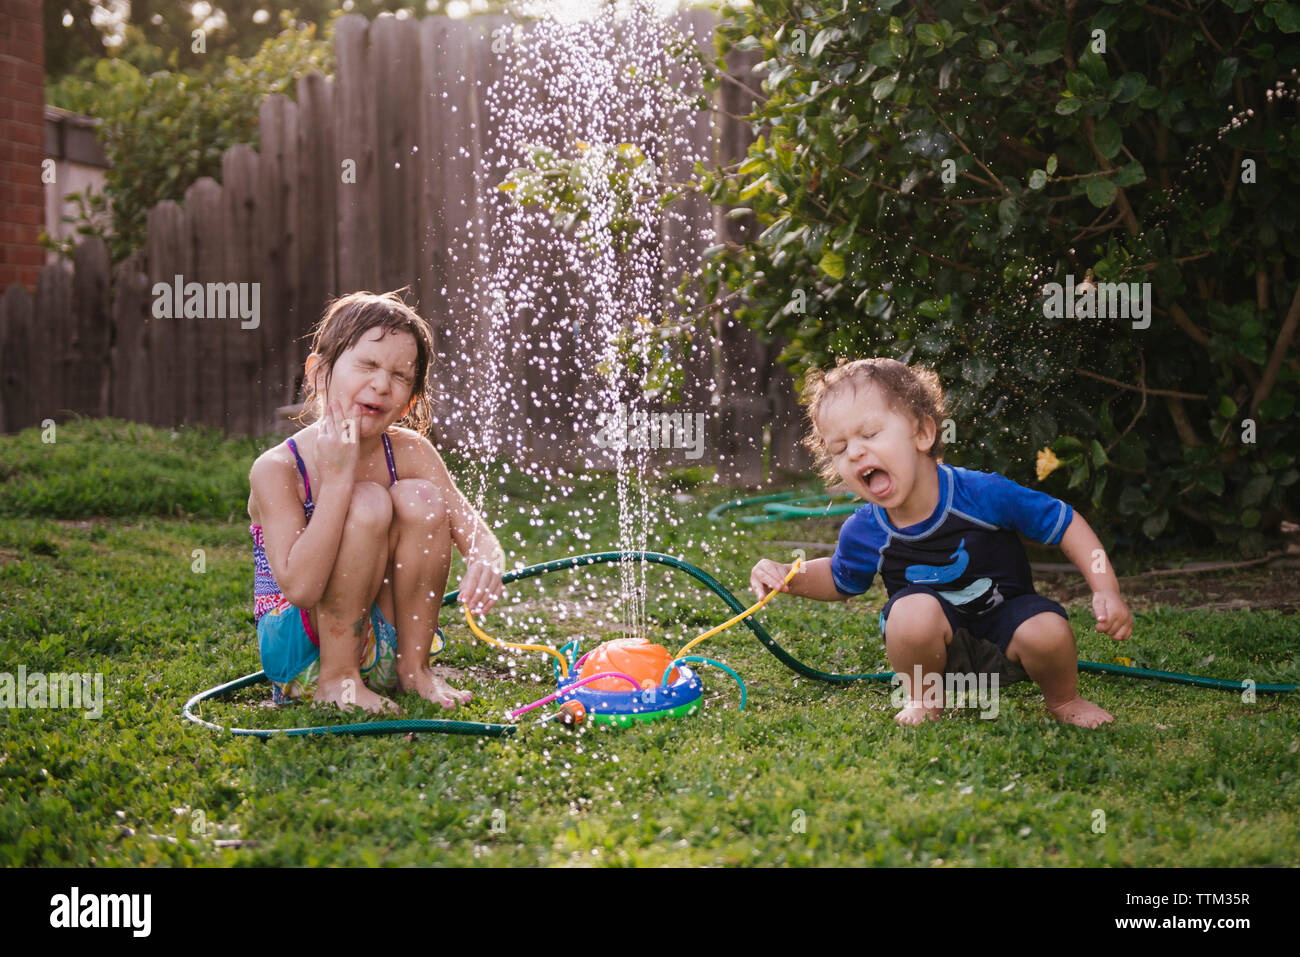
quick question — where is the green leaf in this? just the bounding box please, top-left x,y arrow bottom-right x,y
868,39 -> 897,67
1142,509 -> 1169,540
818,250 -> 845,280
915,24 -> 942,47
1240,474 -> 1273,508
1118,485 -> 1145,516
1024,49 -> 1062,66
1196,470 -> 1225,496
917,298 -> 947,319
1029,169 -> 1048,190
1111,73 -> 1147,103
1055,96 -> 1083,116
1068,462 -> 1090,490
1094,118 -> 1122,159
1090,439 -> 1109,468
1085,177 -> 1117,208
1217,395 -> 1237,419
1051,435 -> 1086,453
1115,161 -> 1146,187
872,74 -> 898,100
1046,154 -> 1058,175
961,355 -> 996,388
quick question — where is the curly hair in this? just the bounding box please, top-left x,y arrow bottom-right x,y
801,357 -> 949,486
294,288 -> 436,435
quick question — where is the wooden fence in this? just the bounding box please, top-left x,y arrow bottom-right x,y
0,10 -> 812,484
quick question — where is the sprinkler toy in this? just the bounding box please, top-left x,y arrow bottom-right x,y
184,550 -> 1298,740
464,560 -> 791,727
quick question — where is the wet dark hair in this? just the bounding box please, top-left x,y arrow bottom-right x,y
801,357 -> 949,486
295,288 -> 435,434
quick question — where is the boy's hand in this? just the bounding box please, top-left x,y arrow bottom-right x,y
1092,590 -> 1133,640
461,546 -> 505,616
750,559 -> 793,601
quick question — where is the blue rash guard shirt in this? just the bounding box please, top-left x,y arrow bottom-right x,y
830,462 -> 1074,617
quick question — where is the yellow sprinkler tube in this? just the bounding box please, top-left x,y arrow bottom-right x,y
675,556 -> 801,659
463,605 -> 572,678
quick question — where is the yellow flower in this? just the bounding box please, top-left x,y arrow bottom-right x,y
1036,447 -> 1062,482
574,141 -> 590,151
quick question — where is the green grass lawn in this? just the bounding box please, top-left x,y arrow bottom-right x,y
1,418 -> 1297,865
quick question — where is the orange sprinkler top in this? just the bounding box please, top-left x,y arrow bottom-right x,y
579,638 -> 679,692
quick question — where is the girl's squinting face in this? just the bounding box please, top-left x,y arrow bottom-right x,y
320,328 -> 418,433
817,384 -> 936,510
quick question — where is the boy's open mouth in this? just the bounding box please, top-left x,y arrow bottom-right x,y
356,402 -> 384,416
860,466 -> 893,498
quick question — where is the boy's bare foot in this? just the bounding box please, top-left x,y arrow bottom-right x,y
400,666 -> 473,710
1047,696 -> 1113,728
314,674 -> 400,714
894,700 -> 943,725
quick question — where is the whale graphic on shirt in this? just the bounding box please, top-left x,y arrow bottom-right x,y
904,537 -> 1002,610
905,539 -> 969,584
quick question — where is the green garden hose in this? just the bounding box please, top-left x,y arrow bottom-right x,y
708,492 -> 859,523
183,550 -> 1297,740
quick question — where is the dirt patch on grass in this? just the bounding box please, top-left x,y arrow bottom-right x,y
1035,560 -> 1300,613
55,517 -> 116,530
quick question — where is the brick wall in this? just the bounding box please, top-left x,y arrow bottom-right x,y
0,0 -> 46,291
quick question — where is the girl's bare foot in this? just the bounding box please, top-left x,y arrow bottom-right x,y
400,666 -> 473,710
1047,696 -> 1113,728
314,674 -> 400,714
894,700 -> 943,725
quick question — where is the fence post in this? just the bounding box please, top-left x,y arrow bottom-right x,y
34,261 -> 72,426
296,71 -> 337,404
184,177 -> 226,430
258,96 -> 300,437
110,251 -> 151,425
335,14 -> 381,295
71,237 -> 111,421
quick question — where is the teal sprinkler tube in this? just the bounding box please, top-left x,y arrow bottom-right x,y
183,551 -> 1298,739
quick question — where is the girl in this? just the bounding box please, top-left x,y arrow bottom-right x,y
248,290 -> 505,713
750,357 -> 1132,729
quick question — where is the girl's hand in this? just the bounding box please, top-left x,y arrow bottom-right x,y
316,399 -> 360,488
1092,590 -> 1133,640
750,559 -> 793,601
461,546 -> 505,616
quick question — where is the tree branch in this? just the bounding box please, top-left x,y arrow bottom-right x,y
1077,367 -> 1206,401
1251,279 -> 1300,417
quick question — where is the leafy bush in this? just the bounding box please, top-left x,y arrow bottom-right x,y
46,18 -> 334,263
698,0 -> 1300,553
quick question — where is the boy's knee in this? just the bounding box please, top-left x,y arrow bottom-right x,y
347,482 -> 394,530
1007,612 -> 1075,661
884,592 -> 953,648
389,479 -> 447,527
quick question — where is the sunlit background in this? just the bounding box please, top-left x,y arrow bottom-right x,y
59,0 -> 725,48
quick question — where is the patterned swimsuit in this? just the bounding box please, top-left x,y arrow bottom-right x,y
251,432 -> 443,702
250,432 -> 399,637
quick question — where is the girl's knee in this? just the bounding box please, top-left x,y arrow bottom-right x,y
389,479 -> 447,527
346,482 -> 393,530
